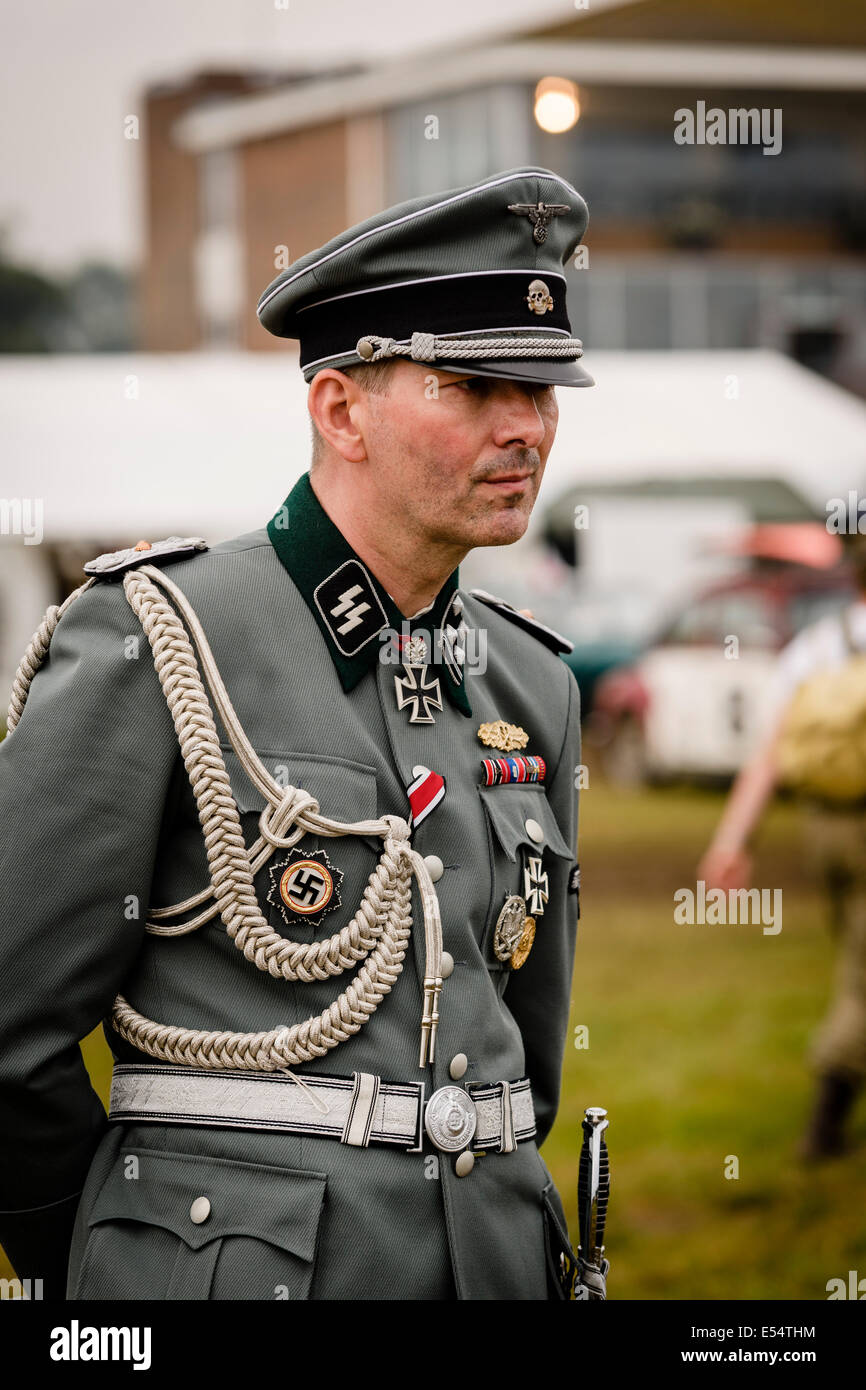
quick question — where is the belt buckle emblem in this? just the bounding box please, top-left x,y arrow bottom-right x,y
424,1085 -> 478,1152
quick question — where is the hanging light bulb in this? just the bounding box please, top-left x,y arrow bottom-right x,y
534,76 -> 581,134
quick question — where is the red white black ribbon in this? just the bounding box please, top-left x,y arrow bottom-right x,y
481,754 -> 546,786
407,766 -> 446,827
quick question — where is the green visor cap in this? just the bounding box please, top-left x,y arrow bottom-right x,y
256,166 -> 594,388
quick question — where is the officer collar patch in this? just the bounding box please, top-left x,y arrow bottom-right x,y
314,558 -> 389,657
267,472 -> 472,716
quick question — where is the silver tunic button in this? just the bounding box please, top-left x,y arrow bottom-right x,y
524,818 -> 544,844
423,854 -> 444,882
189,1197 -> 211,1224
455,1151 -> 475,1177
449,1053 -> 468,1080
440,951 -> 455,979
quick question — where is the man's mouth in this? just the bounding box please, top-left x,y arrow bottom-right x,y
481,472 -> 534,494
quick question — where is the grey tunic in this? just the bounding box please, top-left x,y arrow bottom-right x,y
0,519 -> 581,1301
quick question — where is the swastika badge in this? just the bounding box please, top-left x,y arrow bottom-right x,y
267,848 -> 344,929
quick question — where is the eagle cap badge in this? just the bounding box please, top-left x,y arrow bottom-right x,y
507,200 -> 571,244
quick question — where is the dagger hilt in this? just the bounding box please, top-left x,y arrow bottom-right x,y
577,1105 -> 610,1267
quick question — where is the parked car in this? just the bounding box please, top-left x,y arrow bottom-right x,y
590,567 -> 855,784
559,583 -> 668,717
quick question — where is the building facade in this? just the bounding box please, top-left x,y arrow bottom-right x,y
139,0 -> 866,395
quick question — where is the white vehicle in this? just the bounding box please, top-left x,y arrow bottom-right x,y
592,571 -> 853,783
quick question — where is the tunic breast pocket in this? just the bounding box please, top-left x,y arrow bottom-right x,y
219,745 -> 381,941
478,783 -> 574,973
71,1148 -> 327,1301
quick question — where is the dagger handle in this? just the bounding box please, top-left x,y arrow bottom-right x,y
577,1106 -> 610,1261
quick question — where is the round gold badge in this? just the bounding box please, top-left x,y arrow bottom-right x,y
266,848 -> 344,930
510,915 -> 536,970
279,858 -> 335,915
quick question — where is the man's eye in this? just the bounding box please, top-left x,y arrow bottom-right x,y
454,378 -> 484,392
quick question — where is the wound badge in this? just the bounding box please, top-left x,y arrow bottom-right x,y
267,848 -> 343,929
478,719 -> 529,753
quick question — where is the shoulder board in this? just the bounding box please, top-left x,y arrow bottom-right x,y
84,536 -> 209,579
469,588 -> 573,655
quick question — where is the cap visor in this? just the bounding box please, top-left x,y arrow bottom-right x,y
427,356 -> 594,388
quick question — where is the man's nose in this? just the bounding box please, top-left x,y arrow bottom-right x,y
490,386 -> 548,451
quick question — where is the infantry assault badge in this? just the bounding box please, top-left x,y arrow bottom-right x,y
493,895 -> 536,970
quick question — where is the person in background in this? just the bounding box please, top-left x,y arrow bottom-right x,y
698,531 -> 866,1160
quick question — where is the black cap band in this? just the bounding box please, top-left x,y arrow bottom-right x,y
296,271 -> 571,371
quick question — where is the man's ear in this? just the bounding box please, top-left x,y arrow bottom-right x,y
307,370 -> 368,464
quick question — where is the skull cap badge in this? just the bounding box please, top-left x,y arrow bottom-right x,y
526,280 -> 554,316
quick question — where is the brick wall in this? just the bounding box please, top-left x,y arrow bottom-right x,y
241,121 -> 349,352
141,73 -> 271,351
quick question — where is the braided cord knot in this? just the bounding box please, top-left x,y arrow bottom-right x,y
356,331 -> 584,365
410,331 -> 436,361
105,566 -> 443,1070
259,787 -> 321,849
6,559 -> 447,1073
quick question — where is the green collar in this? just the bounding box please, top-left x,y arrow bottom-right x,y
267,472 -> 472,717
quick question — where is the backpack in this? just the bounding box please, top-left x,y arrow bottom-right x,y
776,608 -> 866,804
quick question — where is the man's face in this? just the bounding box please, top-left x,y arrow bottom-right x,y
359,361 -> 559,550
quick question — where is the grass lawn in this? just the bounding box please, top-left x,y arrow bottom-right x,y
2,778 -> 863,1299
544,779 -> 866,1300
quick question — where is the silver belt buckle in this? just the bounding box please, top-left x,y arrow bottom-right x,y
424,1085 -> 478,1152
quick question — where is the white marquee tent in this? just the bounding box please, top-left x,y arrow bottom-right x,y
2,348 -> 866,691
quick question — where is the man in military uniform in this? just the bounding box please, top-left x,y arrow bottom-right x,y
0,166 -> 593,1300
699,530 -> 866,1161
